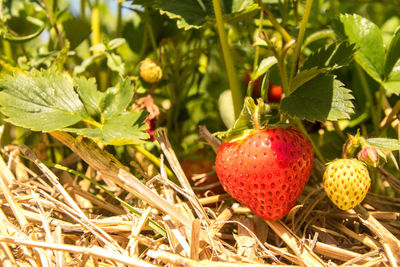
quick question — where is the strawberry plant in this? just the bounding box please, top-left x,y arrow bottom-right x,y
1,0 -> 400,265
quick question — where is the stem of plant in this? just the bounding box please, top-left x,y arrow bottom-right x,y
212,0 -> 243,118
295,119 -> 325,163
289,0 -> 313,87
116,1 -> 122,37
355,64 -> 376,128
80,0 -> 86,19
91,0 -> 101,49
257,1 -> 292,43
253,10 -> 264,71
144,9 -> 159,59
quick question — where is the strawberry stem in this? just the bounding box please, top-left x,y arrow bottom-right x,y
253,104 -> 261,130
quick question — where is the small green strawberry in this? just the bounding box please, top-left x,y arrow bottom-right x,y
323,159 -> 370,210
139,58 -> 163,83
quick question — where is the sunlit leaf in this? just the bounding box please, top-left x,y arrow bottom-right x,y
281,74 -> 354,122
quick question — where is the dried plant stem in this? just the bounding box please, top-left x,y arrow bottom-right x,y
354,205 -> 400,262
266,220 -> 325,267
0,155 -> 28,227
0,235 -> 156,267
148,250 -> 297,267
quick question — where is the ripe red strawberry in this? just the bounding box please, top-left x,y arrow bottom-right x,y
267,84 -> 282,103
215,126 -> 314,221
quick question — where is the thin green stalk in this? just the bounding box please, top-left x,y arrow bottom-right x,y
80,0 -> 86,19
375,85 -> 385,132
91,0 -> 101,49
355,64 -> 377,128
40,159 -> 166,237
253,10 -> 264,71
132,144 -> 178,184
116,1 -> 122,37
83,118 -> 103,128
289,0 -> 313,87
144,9 -> 159,59
258,1 -> 292,43
212,0 -> 243,118
2,40 -> 13,62
295,119 -> 325,164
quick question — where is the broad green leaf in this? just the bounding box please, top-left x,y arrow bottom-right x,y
290,67 -> 327,93
304,29 -> 335,47
2,16 -> 45,43
62,18 -> 91,49
0,70 -> 90,131
384,26 -> 400,78
133,0 -> 214,30
338,14 -> 385,82
253,57 -> 277,80
66,112 -> 149,145
108,38 -> 126,50
302,42 -> 355,71
366,138 -> 400,151
224,3 -> 259,23
133,0 -> 255,30
74,77 -> 102,116
106,53 -> 126,75
383,68 -> 400,95
100,78 -> 134,120
281,74 -> 354,122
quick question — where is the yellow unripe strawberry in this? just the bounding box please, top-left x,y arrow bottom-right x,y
139,58 -> 163,83
323,159 -> 370,210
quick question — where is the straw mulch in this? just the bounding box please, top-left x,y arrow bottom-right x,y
0,126 -> 399,266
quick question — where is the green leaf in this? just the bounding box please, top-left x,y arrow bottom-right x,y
338,14 -> 385,82
100,78 -> 133,120
384,26 -> 400,78
366,138 -> 400,151
217,97 -> 271,141
106,53 -> 126,75
304,29 -> 335,47
0,70 -> 90,131
66,112 -> 149,145
290,67 -> 327,93
253,56 -> 277,80
133,0 -> 214,30
74,77 -> 102,117
133,0 -> 255,30
383,68 -> 400,95
281,74 -> 354,122
302,42 -> 356,71
108,38 -> 126,50
62,18 -> 91,49
0,71 -> 150,145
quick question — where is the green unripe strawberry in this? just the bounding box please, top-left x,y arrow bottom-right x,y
323,159 -> 370,210
139,58 -> 163,83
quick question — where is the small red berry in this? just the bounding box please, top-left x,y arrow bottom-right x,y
267,84 -> 282,103
215,126 -> 314,221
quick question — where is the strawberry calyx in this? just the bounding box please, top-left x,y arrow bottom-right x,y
215,97 -> 272,143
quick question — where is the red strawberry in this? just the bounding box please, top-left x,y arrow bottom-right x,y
267,84 -> 282,103
215,126 -> 314,221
